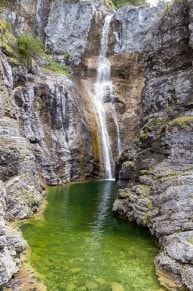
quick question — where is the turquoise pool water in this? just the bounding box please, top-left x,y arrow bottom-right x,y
20,181 -> 162,290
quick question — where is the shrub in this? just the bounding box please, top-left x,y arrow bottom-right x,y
17,35 -> 45,60
5,22 -> 12,31
112,0 -> 150,8
43,57 -> 72,77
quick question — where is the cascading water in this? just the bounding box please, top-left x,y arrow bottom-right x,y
93,14 -> 122,180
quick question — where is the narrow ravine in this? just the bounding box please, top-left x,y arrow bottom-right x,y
20,181 -> 163,290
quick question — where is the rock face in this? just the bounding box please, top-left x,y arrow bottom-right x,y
114,1 -> 193,290
0,0 -> 160,288
1,1 -> 192,290
45,1 -> 97,65
81,5 -> 157,163
13,70 -> 100,184
0,0 -> 167,288
0,51 -> 43,287
113,5 -> 158,54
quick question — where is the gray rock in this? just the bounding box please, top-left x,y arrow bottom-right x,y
113,5 -> 158,54
115,2 -> 193,290
45,2 -> 97,65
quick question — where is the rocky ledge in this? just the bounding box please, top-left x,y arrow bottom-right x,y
114,1 -> 193,290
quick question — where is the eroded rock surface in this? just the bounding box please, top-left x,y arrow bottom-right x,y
114,2 -> 193,290
0,53 -> 39,287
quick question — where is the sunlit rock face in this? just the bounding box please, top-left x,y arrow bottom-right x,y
114,2 -> 193,290
13,70 -> 100,184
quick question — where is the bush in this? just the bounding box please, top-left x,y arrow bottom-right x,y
16,34 -> 71,76
17,35 -> 45,60
112,0 -> 150,8
43,57 -> 72,77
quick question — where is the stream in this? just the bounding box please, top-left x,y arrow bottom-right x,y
20,181 -> 162,290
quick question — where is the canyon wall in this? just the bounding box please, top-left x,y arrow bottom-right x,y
0,0 -> 158,287
114,1 -> 193,290
4,0 -> 193,290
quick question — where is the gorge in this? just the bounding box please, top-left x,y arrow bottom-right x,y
1,0 -> 193,290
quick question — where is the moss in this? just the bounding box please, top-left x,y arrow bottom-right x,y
143,199 -> 153,224
168,116 -> 193,129
122,160 -> 133,169
0,20 -> 21,66
42,59 -> 71,77
139,131 -> 150,140
118,188 -> 133,198
133,184 -> 151,199
0,0 -> 12,10
139,117 -> 163,141
7,56 -> 21,66
187,238 -> 193,245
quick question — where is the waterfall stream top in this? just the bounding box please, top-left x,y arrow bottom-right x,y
93,14 -> 114,180
100,14 -> 114,58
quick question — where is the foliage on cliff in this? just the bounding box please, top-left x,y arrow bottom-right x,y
111,0 -> 150,8
17,35 -> 45,59
0,21 -> 70,75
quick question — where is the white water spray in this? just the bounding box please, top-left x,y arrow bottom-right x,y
93,14 -> 122,180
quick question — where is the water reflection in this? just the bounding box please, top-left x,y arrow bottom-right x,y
20,181 -> 162,290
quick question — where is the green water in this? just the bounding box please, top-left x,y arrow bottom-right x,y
20,181 -> 162,290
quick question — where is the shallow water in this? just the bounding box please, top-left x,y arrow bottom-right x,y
20,181 -> 162,290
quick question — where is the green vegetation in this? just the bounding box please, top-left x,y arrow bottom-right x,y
0,22 -> 70,76
42,58 -> 71,76
0,0 -> 12,10
17,35 -> 45,60
187,238 -> 193,245
104,0 -> 150,9
112,0 -> 150,8
0,20 -> 18,60
168,116 -> 193,129
17,35 -> 71,75
143,199 -> 153,224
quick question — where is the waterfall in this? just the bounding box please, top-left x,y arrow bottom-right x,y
93,14 -> 122,180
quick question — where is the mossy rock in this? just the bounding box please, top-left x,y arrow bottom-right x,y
0,20 -> 18,59
0,0 -> 12,9
168,116 -> 193,129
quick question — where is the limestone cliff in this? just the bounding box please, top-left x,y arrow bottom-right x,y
114,1 -> 193,290
0,0 -> 159,287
